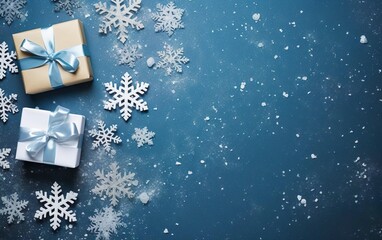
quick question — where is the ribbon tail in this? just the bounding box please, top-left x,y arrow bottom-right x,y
25,137 -> 48,159
42,140 -> 56,164
48,62 -> 64,89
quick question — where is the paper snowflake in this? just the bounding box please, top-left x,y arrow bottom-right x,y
132,127 -> 155,147
156,43 -> 189,75
94,0 -> 144,44
104,72 -> 149,121
0,193 -> 28,224
152,2 -> 185,36
92,162 -> 138,206
89,120 -> 122,152
0,148 -> 11,170
0,41 -> 18,80
51,0 -> 81,16
0,88 -> 18,123
88,206 -> 126,240
115,44 -> 142,68
0,0 -> 27,25
35,182 -> 78,230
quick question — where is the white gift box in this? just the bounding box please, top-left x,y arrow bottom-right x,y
15,107 -> 85,168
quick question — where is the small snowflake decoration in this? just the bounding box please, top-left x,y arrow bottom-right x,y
89,120 -> 122,152
0,41 -> 18,80
0,148 -> 11,170
152,2 -> 185,36
156,43 -> 189,75
35,182 -> 78,230
94,0 -> 144,44
104,72 -> 149,121
115,44 -> 142,68
88,206 -> 126,240
0,0 -> 27,25
0,193 -> 28,224
0,88 -> 18,123
92,162 -> 138,206
51,0 -> 81,16
132,127 -> 155,147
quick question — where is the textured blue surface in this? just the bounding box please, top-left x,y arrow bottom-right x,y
1,0 -> 382,239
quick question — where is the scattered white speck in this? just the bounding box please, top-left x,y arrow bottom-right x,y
261,102 -> 267,107
282,92 -> 289,98
360,35 -> 368,44
240,82 -> 246,91
146,57 -> 155,68
300,198 -> 307,206
187,171 -> 193,175
274,55 -> 279,59
85,14 -> 90,18
163,228 -> 169,234
296,133 -> 300,138
204,116 -> 210,121
200,160 -> 205,164
311,153 -> 317,159
175,161 -> 182,166
297,195 -> 302,201
301,76 -> 308,81
138,192 -> 150,205
252,13 -> 261,22
257,42 -> 264,48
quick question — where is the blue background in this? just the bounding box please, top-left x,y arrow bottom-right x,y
1,0 -> 382,239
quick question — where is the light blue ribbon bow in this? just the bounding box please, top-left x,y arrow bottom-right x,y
18,26 -> 89,89
19,106 -> 80,163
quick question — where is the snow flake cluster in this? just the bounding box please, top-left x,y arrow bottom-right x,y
88,206 -> 126,240
0,193 -> 28,224
152,2 -> 185,36
0,148 -> 11,170
115,44 -> 142,68
94,0 -> 144,44
89,120 -> 122,152
104,72 -> 149,121
0,41 -> 18,80
0,88 -> 18,123
34,182 -> 78,230
51,0 -> 81,16
132,127 -> 155,147
156,43 -> 189,75
92,162 -> 138,206
0,0 -> 27,25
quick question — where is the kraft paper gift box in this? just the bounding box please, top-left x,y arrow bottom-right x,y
12,19 -> 93,94
15,106 -> 85,168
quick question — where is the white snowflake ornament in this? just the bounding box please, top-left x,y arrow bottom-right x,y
0,148 -> 11,169
94,0 -> 144,44
0,193 -> 28,224
51,0 -> 81,16
156,43 -> 189,75
92,162 -> 138,206
0,41 -> 18,80
0,88 -> 18,123
104,72 -> 149,121
152,2 -> 185,36
115,44 -> 142,68
88,206 -> 126,240
35,182 -> 78,230
0,0 -> 27,25
89,120 -> 122,152
132,127 -> 155,147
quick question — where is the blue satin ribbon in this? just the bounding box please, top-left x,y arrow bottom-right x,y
18,106 -> 80,163
18,25 -> 89,89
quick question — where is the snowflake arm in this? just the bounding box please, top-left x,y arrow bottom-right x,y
51,0 -> 81,16
34,182 -> 78,230
132,127 -> 155,147
88,120 -> 122,152
0,148 -> 11,169
104,72 -> 149,121
94,0 -> 144,43
92,162 -> 138,206
0,41 -> 18,80
152,2 -> 185,36
156,44 -> 189,75
88,206 -> 126,240
0,0 -> 27,25
0,88 -> 18,123
115,44 -> 142,68
0,193 -> 28,224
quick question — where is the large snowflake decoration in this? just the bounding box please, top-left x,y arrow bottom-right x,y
152,2 -> 185,36
34,182 -> 78,230
0,88 -> 18,123
132,127 -> 155,147
0,148 -> 11,170
0,0 -> 27,25
104,72 -> 149,121
0,41 -> 18,80
92,162 -> 138,206
115,44 -> 142,68
156,43 -> 189,75
94,0 -> 144,44
0,193 -> 28,224
51,0 -> 81,16
89,120 -> 122,152
88,206 -> 126,240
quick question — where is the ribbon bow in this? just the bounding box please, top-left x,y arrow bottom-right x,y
18,26 -> 88,89
19,106 -> 80,163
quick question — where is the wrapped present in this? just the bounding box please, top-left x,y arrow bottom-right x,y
15,106 -> 85,168
12,19 -> 93,94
